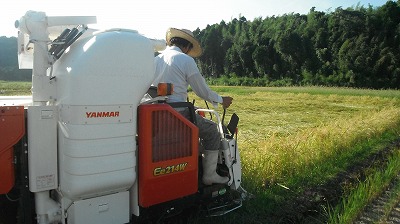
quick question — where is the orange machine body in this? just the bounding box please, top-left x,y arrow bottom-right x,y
138,104 -> 198,207
0,106 -> 25,194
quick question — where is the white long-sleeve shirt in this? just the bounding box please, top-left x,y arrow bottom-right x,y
153,46 -> 222,108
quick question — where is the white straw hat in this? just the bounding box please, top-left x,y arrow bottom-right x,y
166,28 -> 203,57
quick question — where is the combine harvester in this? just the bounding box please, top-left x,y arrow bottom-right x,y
0,11 -> 250,224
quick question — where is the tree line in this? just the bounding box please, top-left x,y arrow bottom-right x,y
193,0 -> 400,89
1,1 -> 399,89
0,36 -> 31,81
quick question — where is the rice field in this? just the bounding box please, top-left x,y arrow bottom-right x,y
189,86 -> 400,223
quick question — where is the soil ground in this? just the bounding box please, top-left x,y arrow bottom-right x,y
353,174 -> 400,224
273,139 -> 400,224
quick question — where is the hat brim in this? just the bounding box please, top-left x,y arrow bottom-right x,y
166,28 -> 202,58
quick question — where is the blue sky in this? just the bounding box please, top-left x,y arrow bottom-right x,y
0,0 -> 388,40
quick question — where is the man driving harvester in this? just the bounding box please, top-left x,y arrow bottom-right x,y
153,27 -> 233,185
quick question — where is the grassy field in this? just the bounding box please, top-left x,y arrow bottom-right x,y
2,82 -> 400,223
189,86 -> 400,223
0,81 -> 31,96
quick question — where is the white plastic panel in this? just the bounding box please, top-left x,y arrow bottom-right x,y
60,104 -> 133,125
17,32 -> 33,69
28,105 -> 58,192
58,123 -> 136,199
0,96 -> 32,106
47,16 -> 97,27
54,30 -> 153,200
67,191 -> 129,224
229,139 -> 242,190
53,29 -> 155,106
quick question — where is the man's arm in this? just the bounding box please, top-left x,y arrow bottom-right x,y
188,75 -> 234,109
188,74 -> 221,106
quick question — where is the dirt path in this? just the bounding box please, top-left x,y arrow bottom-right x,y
388,203 -> 400,223
353,174 -> 400,224
275,139 -> 400,224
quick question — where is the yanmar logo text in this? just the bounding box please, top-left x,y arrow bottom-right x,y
86,111 -> 120,118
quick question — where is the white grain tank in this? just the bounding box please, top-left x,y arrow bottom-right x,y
53,29 -> 155,200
